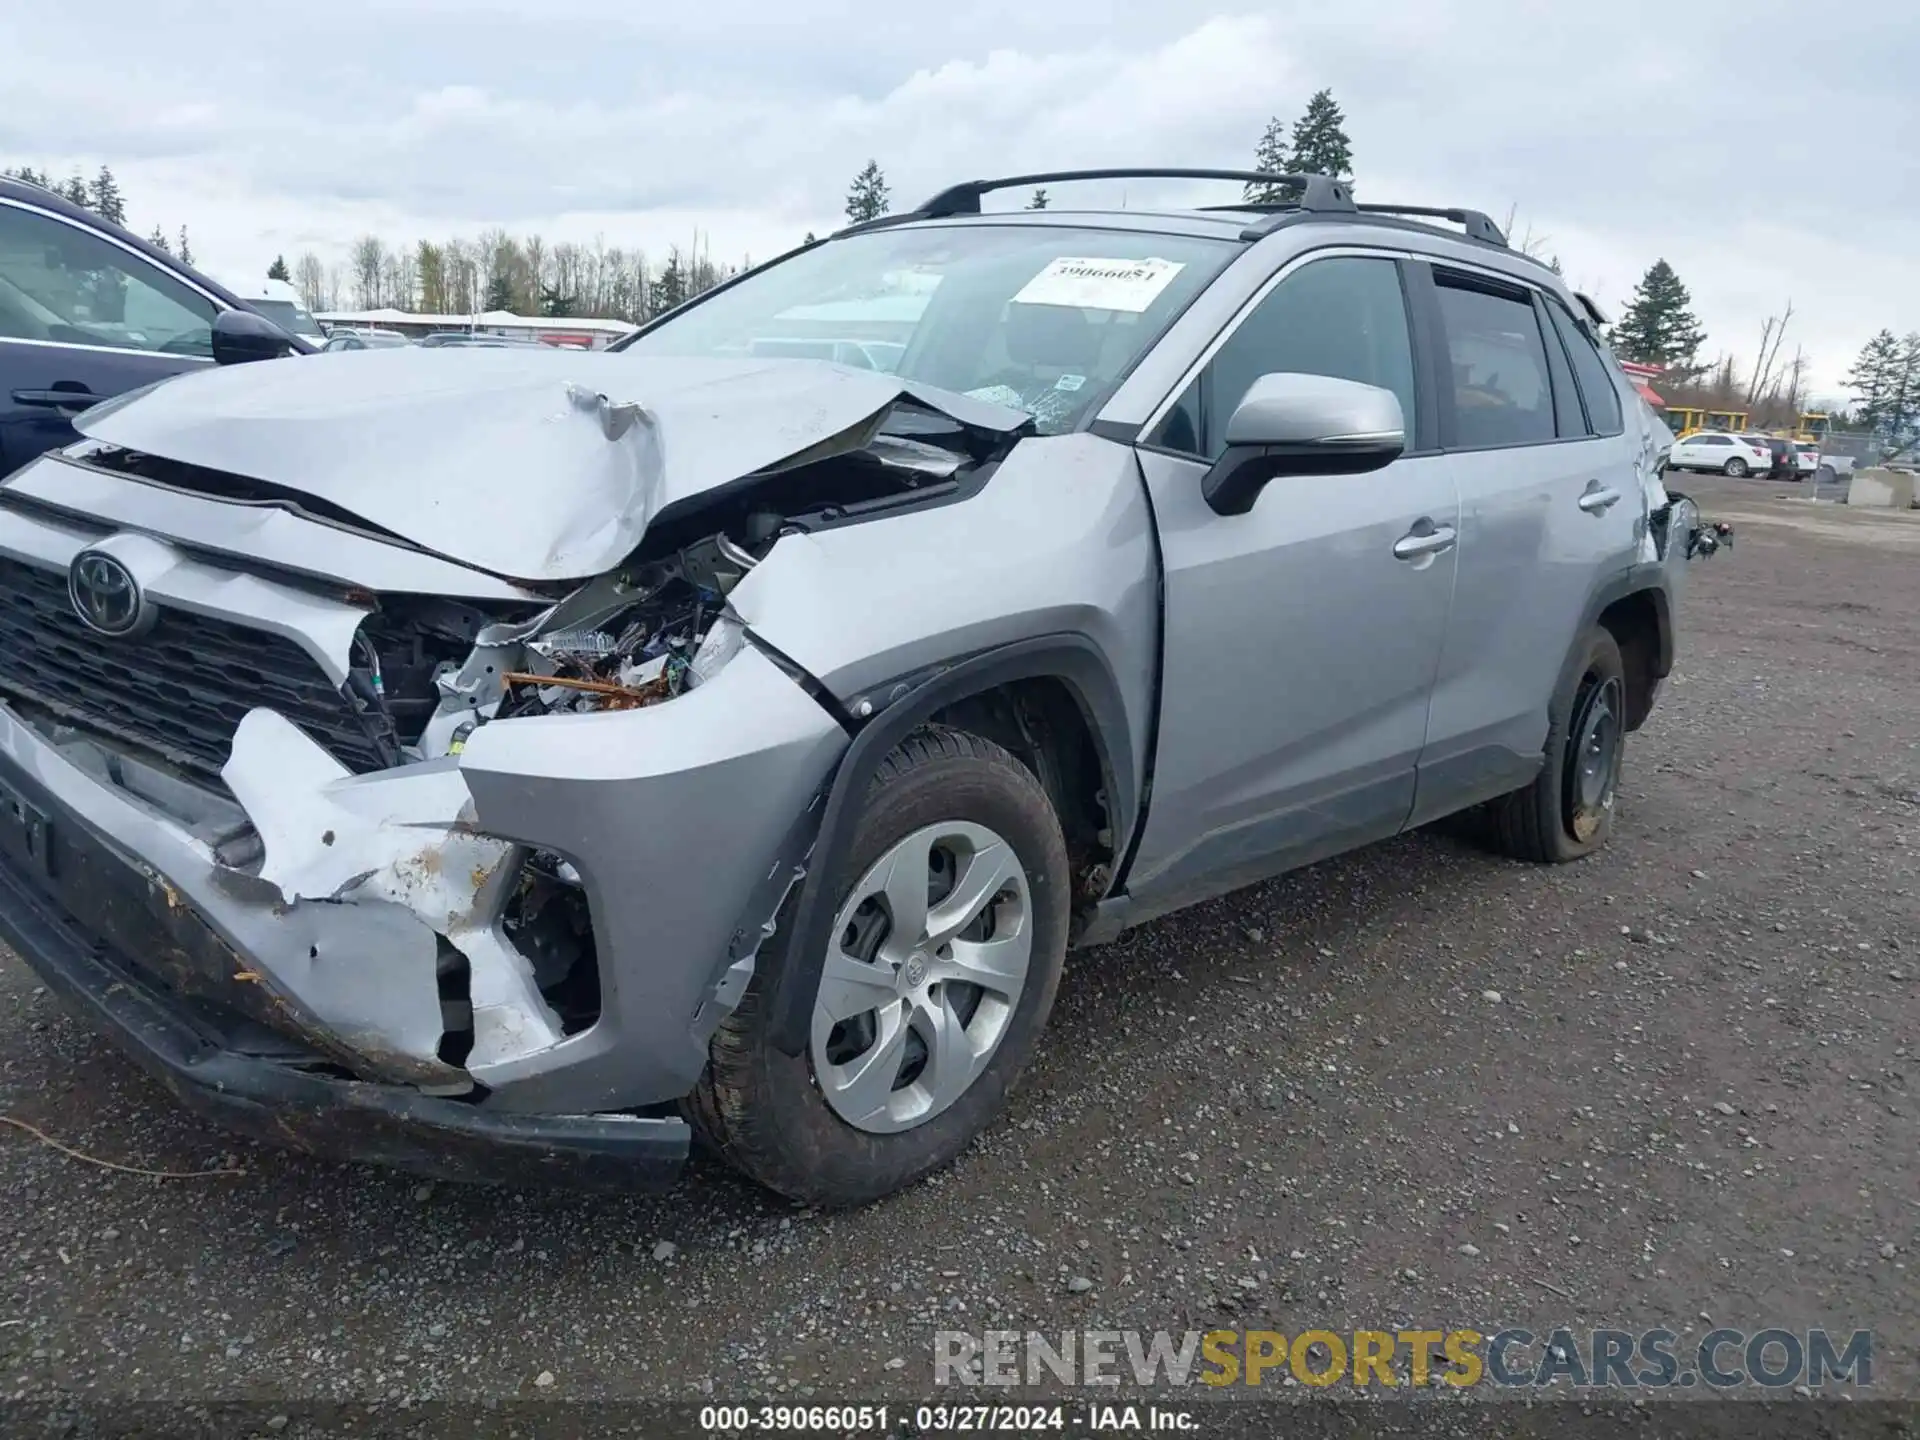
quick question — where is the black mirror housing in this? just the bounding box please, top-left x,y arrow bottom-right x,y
212,308 -> 300,366
1203,437 -> 1405,515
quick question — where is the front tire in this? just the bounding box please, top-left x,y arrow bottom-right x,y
1724,457 -> 1749,477
1483,626 -> 1627,863
685,727 -> 1071,1207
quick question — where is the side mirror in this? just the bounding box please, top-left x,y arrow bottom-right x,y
1202,373 -> 1407,516
212,308 -> 300,365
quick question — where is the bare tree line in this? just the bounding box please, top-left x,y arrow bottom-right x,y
292,230 -> 745,322
1659,299 -> 1823,425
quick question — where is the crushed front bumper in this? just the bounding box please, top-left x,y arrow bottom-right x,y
0,641 -> 847,1186
0,807 -> 690,1190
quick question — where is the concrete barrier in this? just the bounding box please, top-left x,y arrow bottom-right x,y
1845,468 -> 1918,508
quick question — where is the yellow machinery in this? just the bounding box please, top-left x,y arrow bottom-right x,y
1666,406 -> 1751,437
1789,412 -> 1830,442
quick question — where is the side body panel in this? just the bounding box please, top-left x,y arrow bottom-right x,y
0,344 -> 205,478
1411,437 -> 1637,815
1123,450 -> 1458,918
0,193 -> 225,477
1407,269 -> 1648,822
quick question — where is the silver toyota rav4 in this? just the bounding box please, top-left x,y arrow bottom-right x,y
0,170 -> 1715,1205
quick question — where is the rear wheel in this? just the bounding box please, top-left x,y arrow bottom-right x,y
1482,627 -> 1626,863
685,727 -> 1070,1207
1723,457 -> 1749,478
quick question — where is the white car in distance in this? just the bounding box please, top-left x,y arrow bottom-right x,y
1666,431 -> 1771,477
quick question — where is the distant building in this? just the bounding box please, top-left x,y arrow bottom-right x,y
1614,359 -> 1668,410
312,308 -> 635,349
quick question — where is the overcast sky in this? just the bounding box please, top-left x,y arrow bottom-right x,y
5,0 -> 1913,397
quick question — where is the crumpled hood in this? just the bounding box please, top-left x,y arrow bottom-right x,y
75,348 -> 1028,581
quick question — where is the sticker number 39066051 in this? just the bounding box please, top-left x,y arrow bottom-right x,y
1011,257 -> 1186,313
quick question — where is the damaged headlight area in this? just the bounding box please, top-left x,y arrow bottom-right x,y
352,534 -> 763,767
495,551 -> 753,722
228,533 -> 778,1079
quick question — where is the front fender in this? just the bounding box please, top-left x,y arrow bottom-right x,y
759,633 -> 1136,1058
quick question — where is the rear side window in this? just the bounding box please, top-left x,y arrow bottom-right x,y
1153,255 -> 1417,460
1544,299 -> 1624,436
0,201 -> 216,356
1434,277 -> 1555,448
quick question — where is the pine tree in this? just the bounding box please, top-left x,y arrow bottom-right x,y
3,165 -> 49,188
483,271 -> 515,313
1289,89 -> 1353,183
176,227 -> 193,265
845,161 -> 890,224
1845,330 -> 1901,431
648,252 -> 687,315
1028,188 -> 1049,210
62,172 -> 90,208
89,166 -> 126,226
267,254 -> 291,282
1611,260 -> 1706,371
148,226 -> 171,255
1884,332 -> 1920,444
1244,115 -> 1292,202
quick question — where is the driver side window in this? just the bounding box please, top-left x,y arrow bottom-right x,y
0,202 -> 216,356
1151,256 -> 1418,460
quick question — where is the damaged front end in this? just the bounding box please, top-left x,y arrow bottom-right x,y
216,526 -> 804,1093
0,357 -> 1027,1183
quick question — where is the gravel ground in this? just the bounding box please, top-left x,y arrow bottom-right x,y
1,474 -> 1915,1416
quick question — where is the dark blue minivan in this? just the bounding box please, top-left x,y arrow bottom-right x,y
0,176 -> 310,476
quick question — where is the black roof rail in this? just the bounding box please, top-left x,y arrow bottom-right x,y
907,168 -> 1356,221
1353,203 -> 1508,247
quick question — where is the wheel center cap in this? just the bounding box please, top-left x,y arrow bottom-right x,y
903,951 -> 930,988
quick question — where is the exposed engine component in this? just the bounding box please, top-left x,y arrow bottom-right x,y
496,558 -> 743,720
1690,519 -> 1734,558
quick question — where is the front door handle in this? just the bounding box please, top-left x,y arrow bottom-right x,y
1578,485 -> 1623,514
1392,523 -> 1457,560
11,388 -> 98,411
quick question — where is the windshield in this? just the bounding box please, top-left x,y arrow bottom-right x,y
617,224 -> 1238,434
250,297 -> 324,340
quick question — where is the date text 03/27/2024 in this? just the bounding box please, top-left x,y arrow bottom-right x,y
699,1404 -> 1197,1432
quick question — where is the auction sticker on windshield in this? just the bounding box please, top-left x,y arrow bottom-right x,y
1012,257 -> 1185,313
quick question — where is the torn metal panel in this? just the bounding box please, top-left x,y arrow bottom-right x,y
76,350 -> 1030,581
222,709 -> 564,1072
0,704 -> 460,1088
453,644 -> 847,1109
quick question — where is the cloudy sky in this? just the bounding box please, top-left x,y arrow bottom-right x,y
5,0 -> 1913,396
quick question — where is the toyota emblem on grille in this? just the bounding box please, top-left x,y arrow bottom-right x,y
68,549 -> 154,638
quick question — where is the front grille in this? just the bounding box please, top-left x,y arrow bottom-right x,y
0,555 -> 391,777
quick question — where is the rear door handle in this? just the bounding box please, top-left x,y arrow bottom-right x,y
1578,485 -> 1623,513
11,388 -> 98,411
1392,523 -> 1457,560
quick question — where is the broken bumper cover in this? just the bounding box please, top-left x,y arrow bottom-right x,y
0,845 -> 689,1188
0,642 -> 846,1182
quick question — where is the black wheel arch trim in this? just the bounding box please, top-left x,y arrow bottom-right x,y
1560,563 -> 1673,733
1585,562 -> 1675,678
763,632 -> 1139,1057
